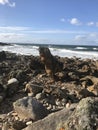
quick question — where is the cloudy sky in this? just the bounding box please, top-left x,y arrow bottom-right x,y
0,0 -> 98,45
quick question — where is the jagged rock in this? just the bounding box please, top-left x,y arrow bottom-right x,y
63,97 -> 98,130
25,82 -> 43,95
13,97 -> 48,121
22,104 -> 77,130
23,97 -> 98,130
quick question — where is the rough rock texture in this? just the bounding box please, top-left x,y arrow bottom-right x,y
23,104 -> 77,130
0,51 -> 98,129
23,97 -> 98,130
25,81 -> 43,95
13,96 -> 48,121
63,97 -> 98,130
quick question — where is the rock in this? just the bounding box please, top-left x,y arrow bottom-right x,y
87,84 -> 98,96
6,78 -> 19,97
29,56 -> 44,70
63,97 -> 98,130
12,120 -> 26,130
35,93 -> 45,100
23,104 -> 76,130
16,70 -> 28,84
0,51 -> 6,61
8,78 -> 18,85
0,83 -> 6,103
23,97 -> 98,130
13,96 -> 48,121
25,82 -> 43,95
77,88 -> 95,99
26,121 -> 33,125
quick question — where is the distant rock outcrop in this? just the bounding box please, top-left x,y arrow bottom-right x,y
0,42 -> 11,46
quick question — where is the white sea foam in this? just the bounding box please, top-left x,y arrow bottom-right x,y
0,44 -> 98,59
75,47 -> 87,50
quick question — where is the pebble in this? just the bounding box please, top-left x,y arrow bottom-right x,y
0,114 -> 7,119
47,104 -> 52,110
28,93 -> 34,97
8,78 -> 18,85
66,103 -> 71,108
26,121 -> 33,125
35,93 -> 43,100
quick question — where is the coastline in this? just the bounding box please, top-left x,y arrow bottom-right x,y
0,42 -> 12,46
0,51 -> 98,129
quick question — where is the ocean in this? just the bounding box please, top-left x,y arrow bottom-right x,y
0,43 -> 98,59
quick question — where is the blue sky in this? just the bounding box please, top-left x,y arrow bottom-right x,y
0,0 -> 98,45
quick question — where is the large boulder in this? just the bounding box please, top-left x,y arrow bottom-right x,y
23,104 -> 76,130
63,97 -> 98,130
23,97 -> 98,130
13,96 -> 48,121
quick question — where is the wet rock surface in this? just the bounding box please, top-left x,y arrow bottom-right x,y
0,51 -> 98,130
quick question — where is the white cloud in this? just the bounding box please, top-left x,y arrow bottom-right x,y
0,0 -> 15,7
0,26 -> 88,34
28,30 -> 88,34
69,18 -> 82,25
74,35 -> 87,41
0,26 -> 29,31
0,26 -> 97,44
0,33 -> 25,42
74,33 -> 98,45
87,22 -> 94,26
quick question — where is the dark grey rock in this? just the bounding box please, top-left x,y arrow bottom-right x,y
23,104 -> 76,130
13,96 -> 48,121
25,82 -> 43,95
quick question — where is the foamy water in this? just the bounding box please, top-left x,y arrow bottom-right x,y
0,44 -> 98,59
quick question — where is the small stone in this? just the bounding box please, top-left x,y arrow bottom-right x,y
26,121 -> 33,125
8,78 -> 19,85
12,112 -> 18,116
28,93 -> 34,97
55,99 -> 62,106
15,116 -> 19,120
66,103 -> 71,108
35,93 -> 44,100
47,104 -> 52,110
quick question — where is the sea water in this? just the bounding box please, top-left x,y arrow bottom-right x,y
0,43 -> 98,59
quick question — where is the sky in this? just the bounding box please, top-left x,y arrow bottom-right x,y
0,0 -> 98,45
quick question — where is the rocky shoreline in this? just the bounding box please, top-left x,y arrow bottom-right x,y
0,51 -> 98,130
